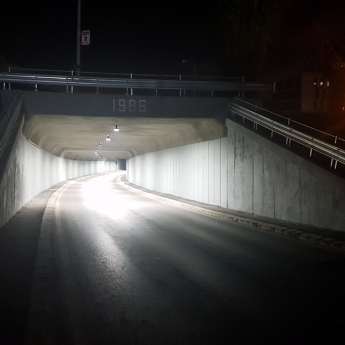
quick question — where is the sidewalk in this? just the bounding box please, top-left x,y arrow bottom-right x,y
120,176 -> 345,253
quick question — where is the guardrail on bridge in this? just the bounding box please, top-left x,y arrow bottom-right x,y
228,98 -> 345,170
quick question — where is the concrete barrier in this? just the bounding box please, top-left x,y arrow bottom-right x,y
127,119 -> 345,232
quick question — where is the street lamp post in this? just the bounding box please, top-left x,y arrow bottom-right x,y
76,0 -> 81,75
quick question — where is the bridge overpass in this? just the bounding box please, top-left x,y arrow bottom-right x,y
1,71 -> 345,231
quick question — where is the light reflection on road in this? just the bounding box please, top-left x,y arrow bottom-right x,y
81,173 -> 145,220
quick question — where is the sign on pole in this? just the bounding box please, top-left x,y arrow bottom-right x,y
82,30 -> 90,45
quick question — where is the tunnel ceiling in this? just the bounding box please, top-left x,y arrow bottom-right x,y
22,115 -> 226,160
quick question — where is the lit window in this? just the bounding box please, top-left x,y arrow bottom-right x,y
327,81 -> 330,87
313,78 -> 317,86
320,80 -> 324,86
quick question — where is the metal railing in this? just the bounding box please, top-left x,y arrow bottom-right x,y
0,68 -> 270,94
0,92 -> 23,158
228,98 -> 345,170
5,67 -> 245,81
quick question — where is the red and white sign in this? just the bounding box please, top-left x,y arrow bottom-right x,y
82,30 -> 90,45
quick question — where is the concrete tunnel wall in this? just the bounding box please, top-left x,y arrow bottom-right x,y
127,119 -> 345,232
0,117 -> 118,229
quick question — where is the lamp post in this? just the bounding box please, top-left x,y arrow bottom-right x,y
76,0 -> 81,75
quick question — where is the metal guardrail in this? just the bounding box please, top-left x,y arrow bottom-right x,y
6,67 -> 245,81
228,98 -> 345,169
0,72 -> 270,93
0,92 -> 23,158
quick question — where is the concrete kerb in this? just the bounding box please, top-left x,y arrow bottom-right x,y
118,176 -> 345,254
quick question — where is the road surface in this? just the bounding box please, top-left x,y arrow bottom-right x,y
49,172 -> 345,344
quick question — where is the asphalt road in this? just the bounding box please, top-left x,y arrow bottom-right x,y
51,172 -> 345,345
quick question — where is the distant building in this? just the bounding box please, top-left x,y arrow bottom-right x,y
268,72 -> 330,116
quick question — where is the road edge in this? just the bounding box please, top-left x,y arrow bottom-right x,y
23,180 -> 76,345
118,175 -> 345,254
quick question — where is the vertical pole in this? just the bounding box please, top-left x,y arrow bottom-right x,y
76,0 -> 81,76
8,67 -> 11,90
71,70 -> 74,93
130,73 -> 133,95
193,62 -> 196,97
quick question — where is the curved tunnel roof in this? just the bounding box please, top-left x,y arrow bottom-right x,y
23,115 -> 226,160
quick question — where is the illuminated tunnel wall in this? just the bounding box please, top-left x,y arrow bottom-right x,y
127,119 -> 345,232
0,118 -> 118,229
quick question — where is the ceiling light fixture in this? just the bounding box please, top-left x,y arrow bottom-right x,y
114,125 -> 119,132
106,133 -> 111,141
99,141 -> 102,145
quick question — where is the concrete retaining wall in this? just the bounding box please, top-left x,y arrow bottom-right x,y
127,119 -> 345,232
0,117 -> 118,229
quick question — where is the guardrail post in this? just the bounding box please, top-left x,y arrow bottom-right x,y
335,136 -> 338,145
96,86 -> 99,95
8,67 -> 11,90
155,89 -> 158,96
35,84 -> 38,92
71,70 -> 74,93
310,148 -> 313,157
288,118 -> 291,126
330,158 -> 333,167
3,83 -> 5,90
130,73 -> 133,96
335,160 -> 338,169
179,75 -> 182,97
66,85 -> 69,93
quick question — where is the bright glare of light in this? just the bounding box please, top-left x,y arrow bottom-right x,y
82,173 -> 144,219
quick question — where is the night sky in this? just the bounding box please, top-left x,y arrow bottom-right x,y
0,0 -> 344,78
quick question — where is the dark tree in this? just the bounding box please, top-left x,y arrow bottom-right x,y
217,0 -> 293,80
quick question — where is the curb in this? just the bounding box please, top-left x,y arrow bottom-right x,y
118,176 -> 345,254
